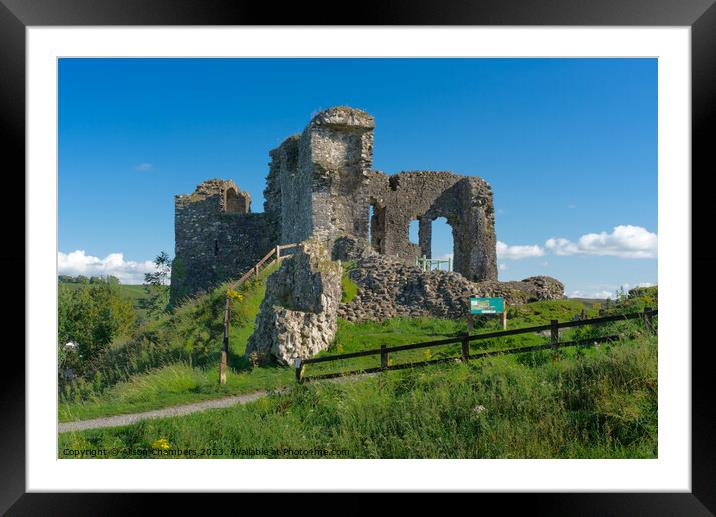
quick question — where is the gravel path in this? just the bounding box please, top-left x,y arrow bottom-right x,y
58,389 -> 283,433
58,372 -> 378,434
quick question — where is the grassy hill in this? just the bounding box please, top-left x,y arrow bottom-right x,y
58,262 -> 657,458
58,291 -> 605,422
59,327 -> 657,459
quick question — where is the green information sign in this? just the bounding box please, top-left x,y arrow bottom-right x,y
469,297 -> 505,315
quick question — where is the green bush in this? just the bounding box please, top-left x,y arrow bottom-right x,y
59,262 -> 279,404
58,282 -> 135,378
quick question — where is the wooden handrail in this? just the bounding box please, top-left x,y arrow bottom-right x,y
220,242 -> 301,384
225,243 -> 299,292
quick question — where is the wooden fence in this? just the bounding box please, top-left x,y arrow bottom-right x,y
219,242 -> 298,384
295,307 -> 657,383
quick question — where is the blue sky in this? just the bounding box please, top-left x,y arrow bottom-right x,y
58,58 -> 657,297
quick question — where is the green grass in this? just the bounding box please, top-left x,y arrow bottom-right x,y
58,363 -> 292,422
59,269 -> 656,430
303,298 -> 603,377
340,259 -> 359,304
58,331 -> 657,459
59,262 -> 284,422
58,294 -> 645,422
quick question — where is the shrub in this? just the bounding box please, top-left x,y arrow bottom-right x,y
58,282 -> 135,378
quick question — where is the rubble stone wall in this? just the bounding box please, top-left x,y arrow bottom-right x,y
337,253 -> 564,322
245,239 -> 343,365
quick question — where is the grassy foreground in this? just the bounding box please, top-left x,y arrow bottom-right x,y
58,295 -> 607,422
59,330 -> 657,459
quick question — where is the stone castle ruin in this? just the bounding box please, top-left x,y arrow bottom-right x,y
171,106 -> 564,364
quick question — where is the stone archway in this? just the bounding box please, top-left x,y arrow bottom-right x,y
418,213 -> 458,263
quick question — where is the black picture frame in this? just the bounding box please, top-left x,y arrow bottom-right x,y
2,0 -> 713,513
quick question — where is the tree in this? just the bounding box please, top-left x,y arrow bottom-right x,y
140,251 -> 172,319
58,282 -> 135,377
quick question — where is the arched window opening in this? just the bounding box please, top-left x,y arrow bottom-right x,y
225,187 -> 242,214
430,217 -> 454,271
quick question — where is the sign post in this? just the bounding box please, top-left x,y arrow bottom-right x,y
468,297 -> 507,331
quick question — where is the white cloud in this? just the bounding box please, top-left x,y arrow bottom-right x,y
496,241 -> 545,260
58,250 -> 161,284
498,263 -> 508,271
545,225 -> 657,259
568,289 -> 613,299
568,281 -> 656,299
134,163 -> 153,172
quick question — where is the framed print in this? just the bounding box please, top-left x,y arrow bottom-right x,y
1,0 -> 714,513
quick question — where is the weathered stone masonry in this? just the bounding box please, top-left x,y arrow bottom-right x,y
172,107 -> 501,303
171,106 -> 565,363
263,107 -> 497,281
170,179 -> 271,304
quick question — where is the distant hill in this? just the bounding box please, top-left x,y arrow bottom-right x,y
60,282 -> 168,320
568,297 -> 607,308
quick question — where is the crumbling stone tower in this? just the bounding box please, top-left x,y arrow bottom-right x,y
263,106 -> 497,281
170,179 -> 271,304
171,106 -> 498,302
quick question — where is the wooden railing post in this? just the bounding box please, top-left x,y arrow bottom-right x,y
295,357 -> 303,383
644,307 -> 654,333
276,245 -> 280,261
380,344 -> 388,370
550,319 -> 559,361
461,335 -> 470,363
220,296 -> 230,384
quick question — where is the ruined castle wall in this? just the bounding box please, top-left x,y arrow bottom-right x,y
172,106 -> 499,303
303,107 -> 376,243
337,253 -> 564,322
362,171 -> 498,282
171,180 -> 272,303
261,108 -> 497,282
265,135 -> 314,245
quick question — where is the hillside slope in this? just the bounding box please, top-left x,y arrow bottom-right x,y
60,328 -> 657,459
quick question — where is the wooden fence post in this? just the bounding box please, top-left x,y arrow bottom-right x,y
254,264 -> 259,281
220,296 -> 230,385
276,245 -> 280,261
461,336 -> 470,363
550,319 -> 559,361
644,307 -> 654,333
502,301 -> 507,330
295,357 -> 303,383
380,344 -> 388,370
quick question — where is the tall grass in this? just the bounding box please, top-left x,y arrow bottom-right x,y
59,262 -> 280,410
60,288 -> 655,422
59,331 -> 657,459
